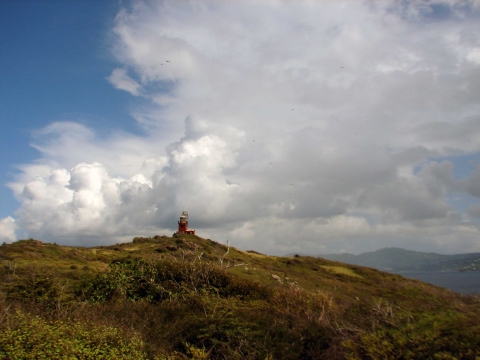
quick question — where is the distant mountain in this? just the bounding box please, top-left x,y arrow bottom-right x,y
319,247 -> 480,272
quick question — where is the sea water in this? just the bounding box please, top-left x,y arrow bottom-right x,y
396,271 -> 480,294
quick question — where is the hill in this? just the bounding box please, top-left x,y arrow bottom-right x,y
1,235 -> 479,359
320,247 -> 480,272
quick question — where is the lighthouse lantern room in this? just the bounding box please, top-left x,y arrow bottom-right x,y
177,210 -> 196,235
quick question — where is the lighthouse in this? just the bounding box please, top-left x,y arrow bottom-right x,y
177,210 -> 196,235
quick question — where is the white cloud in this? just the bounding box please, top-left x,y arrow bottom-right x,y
13,161 -> 158,245
467,48 -> 480,64
0,217 -> 17,243
6,0 -> 480,254
9,117 -> 245,245
24,121 -> 164,179
107,68 -> 142,96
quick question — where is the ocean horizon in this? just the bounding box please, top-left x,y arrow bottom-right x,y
394,271 -> 480,294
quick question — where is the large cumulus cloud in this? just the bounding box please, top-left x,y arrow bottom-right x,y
5,0 -> 480,254
13,162 -> 155,245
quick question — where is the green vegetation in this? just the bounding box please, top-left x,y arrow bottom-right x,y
320,265 -> 363,278
1,236 -> 479,359
0,311 -> 146,359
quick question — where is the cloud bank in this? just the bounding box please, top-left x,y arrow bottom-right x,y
3,0 -> 480,255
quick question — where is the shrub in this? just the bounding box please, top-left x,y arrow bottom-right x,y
81,258 -> 272,304
0,310 -> 147,359
342,310 -> 480,359
5,266 -> 73,310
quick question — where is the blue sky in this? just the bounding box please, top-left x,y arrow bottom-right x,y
0,0 -> 134,217
1,0 -> 480,255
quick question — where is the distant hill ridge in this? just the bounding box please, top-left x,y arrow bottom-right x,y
319,247 -> 480,272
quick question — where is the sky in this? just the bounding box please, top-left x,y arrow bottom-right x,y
1,0 -> 480,256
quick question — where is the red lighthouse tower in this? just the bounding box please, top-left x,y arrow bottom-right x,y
177,210 -> 195,235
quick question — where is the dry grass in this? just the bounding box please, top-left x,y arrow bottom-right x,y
321,265 -> 363,278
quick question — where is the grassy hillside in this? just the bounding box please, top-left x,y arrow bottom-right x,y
1,235 -> 479,359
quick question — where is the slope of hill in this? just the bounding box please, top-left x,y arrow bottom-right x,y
320,247 -> 480,272
1,236 -> 479,359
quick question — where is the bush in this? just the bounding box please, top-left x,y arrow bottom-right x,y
0,310 -> 147,359
343,310 -> 480,359
5,266 -> 73,310
81,258 -> 272,304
